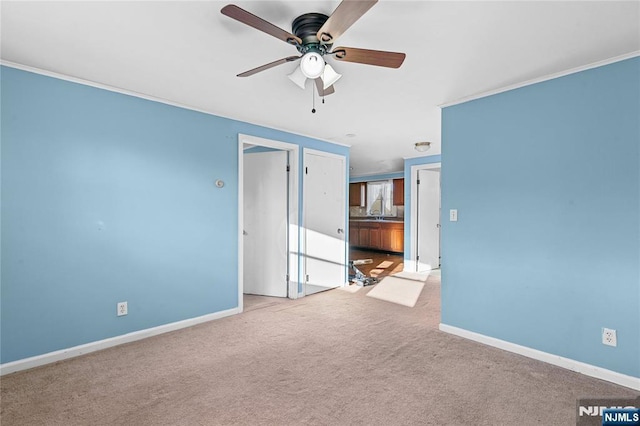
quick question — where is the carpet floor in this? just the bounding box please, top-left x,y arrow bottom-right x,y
1,274 -> 638,425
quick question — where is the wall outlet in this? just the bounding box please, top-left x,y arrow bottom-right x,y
602,328 -> 617,347
117,301 -> 128,317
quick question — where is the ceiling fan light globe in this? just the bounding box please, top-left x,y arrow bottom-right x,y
287,66 -> 307,89
321,64 -> 342,89
300,51 -> 325,79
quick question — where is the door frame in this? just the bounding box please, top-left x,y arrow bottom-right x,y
409,162 -> 441,272
301,148 -> 348,297
238,134 -> 299,313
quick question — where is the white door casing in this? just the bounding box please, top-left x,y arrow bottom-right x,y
243,150 -> 288,297
303,149 -> 347,295
238,134 -> 299,313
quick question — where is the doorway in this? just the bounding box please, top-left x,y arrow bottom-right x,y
238,134 -> 299,312
409,163 -> 441,272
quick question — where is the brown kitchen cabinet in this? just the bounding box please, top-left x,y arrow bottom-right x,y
389,227 -> 404,252
349,182 -> 366,207
349,226 -> 359,246
358,226 -> 371,247
379,222 -> 403,252
393,178 -> 404,206
349,220 -> 404,253
381,228 -> 392,251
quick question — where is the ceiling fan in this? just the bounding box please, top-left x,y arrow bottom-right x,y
221,0 -> 406,97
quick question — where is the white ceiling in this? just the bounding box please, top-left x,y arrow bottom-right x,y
2,1 -> 639,176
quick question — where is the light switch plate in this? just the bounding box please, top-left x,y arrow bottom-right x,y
449,209 -> 458,222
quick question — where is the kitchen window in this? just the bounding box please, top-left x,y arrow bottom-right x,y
366,180 -> 396,217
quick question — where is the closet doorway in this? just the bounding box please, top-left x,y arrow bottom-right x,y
238,134 -> 299,312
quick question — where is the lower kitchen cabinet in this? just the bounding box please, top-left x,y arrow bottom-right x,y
359,227 -> 370,247
389,228 -> 404,252
370,227 -> 381,249
349,226 -> 359,246
381,228 -> 392,251
349,220 -> 404,253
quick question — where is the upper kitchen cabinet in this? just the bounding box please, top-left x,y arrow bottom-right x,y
349,182 -> 366,207
392,178 -> 404,206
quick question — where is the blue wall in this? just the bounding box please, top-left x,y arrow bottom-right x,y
441,57 -> 639,377
403,155 -> 441,259
0,66 -> 348,363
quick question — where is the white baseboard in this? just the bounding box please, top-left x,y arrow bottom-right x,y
439,323 -> 640,391
288,281 -> 300,299
0,307 -> 240,376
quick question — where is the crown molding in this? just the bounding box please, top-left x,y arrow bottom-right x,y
0,60 -> 349,148
440,51 -> 640,108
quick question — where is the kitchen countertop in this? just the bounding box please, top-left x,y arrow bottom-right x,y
350,218 -> 404,224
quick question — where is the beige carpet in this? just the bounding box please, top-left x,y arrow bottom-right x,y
366,270 -> 430,307
2,274 -> 638,425
338,284 -> 361,293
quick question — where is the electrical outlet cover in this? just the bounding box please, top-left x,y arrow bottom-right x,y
602,328 -> 617,347
117,301 -> 128,317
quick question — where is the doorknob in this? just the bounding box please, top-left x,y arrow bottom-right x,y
337,228 -> 344,234
243,230 -> 248,235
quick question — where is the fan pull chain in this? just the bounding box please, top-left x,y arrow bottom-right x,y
311,84 -> 316,114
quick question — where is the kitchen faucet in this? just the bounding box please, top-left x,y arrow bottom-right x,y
369,209 -> 383,220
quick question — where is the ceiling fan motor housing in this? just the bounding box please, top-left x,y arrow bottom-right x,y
291,13 -> 331,55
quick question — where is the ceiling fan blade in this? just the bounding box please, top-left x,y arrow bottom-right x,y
221,4 -> 302,46
316,0 -> 378,44
315,78 -> 335,96
238,56 -> 301,77
332,46 -> 406,68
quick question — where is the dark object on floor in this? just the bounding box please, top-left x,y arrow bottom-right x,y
349,260 -> 378,286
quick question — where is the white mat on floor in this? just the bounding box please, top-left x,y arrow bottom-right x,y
376,260 -> 394,269
366,270 -> 430,307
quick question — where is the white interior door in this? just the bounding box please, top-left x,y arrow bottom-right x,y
243,151 -> 288,297
417,169 -> 440,271
304,151 -> 346,295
